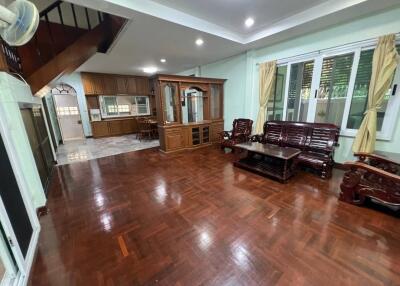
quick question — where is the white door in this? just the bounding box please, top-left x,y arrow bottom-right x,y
53,93 -> 84,141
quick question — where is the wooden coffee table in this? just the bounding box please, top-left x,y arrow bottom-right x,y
234,142 -> 301,183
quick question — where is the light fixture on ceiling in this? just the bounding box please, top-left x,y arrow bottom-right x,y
143,66 -> 158,74
195,38 -> 204,46
245,17 -> 254,28
160,58 -> 166,63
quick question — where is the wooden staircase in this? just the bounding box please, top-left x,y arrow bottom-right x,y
0,0 -> 127,94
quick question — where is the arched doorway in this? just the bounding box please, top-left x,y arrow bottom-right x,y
52,84 -> 84,141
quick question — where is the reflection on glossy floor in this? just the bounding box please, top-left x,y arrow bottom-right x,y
56,134 -> 159,165
30,146 -> 400,285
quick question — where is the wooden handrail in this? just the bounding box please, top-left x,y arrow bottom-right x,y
343,161 -> 400,181
354,152 -> 400,166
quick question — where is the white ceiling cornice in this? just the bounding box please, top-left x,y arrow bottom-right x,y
68,0 -> 373,45
243,0 -> 369,44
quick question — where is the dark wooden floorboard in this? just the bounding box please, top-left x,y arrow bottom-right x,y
29,146 -> 400,285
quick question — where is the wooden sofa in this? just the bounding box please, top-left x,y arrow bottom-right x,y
340,152 -> 400,209
251,121 -> 340,178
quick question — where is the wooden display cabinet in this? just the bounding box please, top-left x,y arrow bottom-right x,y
153,74 -> 225,153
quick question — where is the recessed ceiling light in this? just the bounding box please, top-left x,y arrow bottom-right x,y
143,66 -> 158,74
195,38 -> 204,46
160,58 -> 166,63
245,17 -> 254,28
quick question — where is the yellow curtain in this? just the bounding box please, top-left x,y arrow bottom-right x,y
255,61 -> 277,133
352,34 -> 399,153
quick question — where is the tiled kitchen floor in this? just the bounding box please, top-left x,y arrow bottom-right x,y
56,134 -> 159,165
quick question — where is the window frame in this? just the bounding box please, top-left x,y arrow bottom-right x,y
99,95 -> 151,119
268,38 -> 400,141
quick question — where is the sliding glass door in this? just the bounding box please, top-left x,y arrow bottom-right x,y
285,60 -> 315,122
314,52 -> 355,127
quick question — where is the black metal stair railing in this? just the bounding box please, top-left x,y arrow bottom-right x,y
0,40 -> 22,74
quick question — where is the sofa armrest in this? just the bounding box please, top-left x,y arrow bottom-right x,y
219,131 -> 232,140
250,134 -> 264,143
354,152 -> 400,167
343,161 -> 400,182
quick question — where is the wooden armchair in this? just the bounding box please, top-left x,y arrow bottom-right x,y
220,118 -> 253,151
340,152 -> 400,208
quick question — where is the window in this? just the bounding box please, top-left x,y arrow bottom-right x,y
56,106 -> 79,116
286,60 -> 314,121
346,45 -> 400,131
315,53 -> 354,127
99,95 -> 150,118
266,40 -> 400,140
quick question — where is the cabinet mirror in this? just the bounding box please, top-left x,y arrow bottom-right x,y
163,84 -> 178,123
210,84 -> 222,119
181,87 -> 205,124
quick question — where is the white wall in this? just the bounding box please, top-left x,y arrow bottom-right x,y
0,73 -> 47,209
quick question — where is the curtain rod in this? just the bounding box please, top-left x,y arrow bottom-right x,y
256,32 -> 400,66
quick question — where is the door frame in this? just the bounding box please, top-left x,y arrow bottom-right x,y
52,91 -> 85,142
0,115 -> 41,286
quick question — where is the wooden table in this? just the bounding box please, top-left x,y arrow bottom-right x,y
234,142 -> 301,183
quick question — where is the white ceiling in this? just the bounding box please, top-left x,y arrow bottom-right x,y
151,0 -> 330,36
63,0 -> 400,76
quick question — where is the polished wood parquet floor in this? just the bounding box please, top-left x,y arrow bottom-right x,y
29,146 -> 400,285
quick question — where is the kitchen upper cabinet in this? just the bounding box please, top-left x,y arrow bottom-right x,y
136,77 -> 149,94
82,73 -> 95,94
126,77 -> 137,94
81,73 -> 150,95
82,73 -> 104,95
102,75 -> 117,95
116,77 -> 128,94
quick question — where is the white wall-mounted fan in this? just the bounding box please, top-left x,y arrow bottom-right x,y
0,0 -> 39,46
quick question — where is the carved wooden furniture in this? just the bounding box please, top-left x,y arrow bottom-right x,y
252,121 -> 340,178
152,74 -> 225,153
234,142 -> 301,183
220,118 -> 253,151
340,152 -> 400,209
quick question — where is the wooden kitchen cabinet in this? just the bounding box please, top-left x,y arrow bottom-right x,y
126,77 -> 137,94
116,77 -> 128,94
108,120 -> 123,136
91,118 -> 139,138
91,121 -> 109,137
81,72 -> 150,95
101,75 -> 117,95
